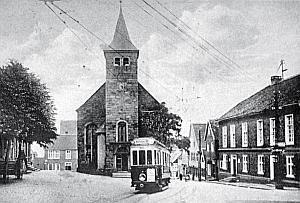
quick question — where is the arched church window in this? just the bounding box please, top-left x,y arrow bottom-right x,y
114,57 -> 121,66
117,121 -> 127,142
123,57 -> 130,66
85,124 -> 96,162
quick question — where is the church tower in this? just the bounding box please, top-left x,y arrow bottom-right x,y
103,5 -> 139,171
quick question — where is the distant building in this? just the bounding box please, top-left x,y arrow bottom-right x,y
43,120 -> 78,171
170,146 -> 189,178
204,120 -> 219,180
188,123 -> 206,180
218,74 -> 300,187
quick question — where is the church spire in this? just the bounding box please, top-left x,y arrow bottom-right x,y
109,2 -> 137,50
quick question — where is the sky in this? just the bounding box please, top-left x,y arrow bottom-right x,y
1,0 -> 300,145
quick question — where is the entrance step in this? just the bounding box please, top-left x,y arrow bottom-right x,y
220,176 -> 240,182
112,171 -> 131,178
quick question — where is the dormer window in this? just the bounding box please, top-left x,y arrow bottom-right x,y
114,57 -> 121,66
123,57 -> 130,66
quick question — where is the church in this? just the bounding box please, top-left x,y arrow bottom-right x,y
77,5 -> 160,175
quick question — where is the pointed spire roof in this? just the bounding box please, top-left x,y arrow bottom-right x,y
109,5 -> 137,50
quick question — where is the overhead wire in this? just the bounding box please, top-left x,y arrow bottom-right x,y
50,1 -> 191,101
153,0 -> 253,79
133,1 -> 227,83
43,2 -> 106,69
139,0 -> 255,81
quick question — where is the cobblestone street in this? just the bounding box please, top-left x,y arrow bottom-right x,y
0,171 -> 299,203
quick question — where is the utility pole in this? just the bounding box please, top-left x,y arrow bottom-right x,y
271,76 -> 285,189
198,129 -> 201,181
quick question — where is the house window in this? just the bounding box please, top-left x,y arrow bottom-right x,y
257,155 -> 264,175
222,154 -> 227,170
114,57 -> 121,66
270,118 -> 275,146
285,114 -> 294,145
257,120 -> 264,146
207,143 -> 210,152
222,126 -> 227,148
242,122 -> 248,147
65,162 -> 72,170
211,142 -> 214,152
230,125 -> 236,148
48,150 -> 60,159
286,156 -> 294,178
242,155 -> 248,173
117,121 -> 127,142
123,57 -> 130,66
65,150 -> 71,159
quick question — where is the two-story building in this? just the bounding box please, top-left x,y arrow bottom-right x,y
188,123 -> 206,180
218,74 -> 300,186
44,120 -> 78,171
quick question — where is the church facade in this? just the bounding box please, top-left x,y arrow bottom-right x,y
77,7 -> 160,174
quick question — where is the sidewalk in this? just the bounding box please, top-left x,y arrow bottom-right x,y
210,180 -> 300,191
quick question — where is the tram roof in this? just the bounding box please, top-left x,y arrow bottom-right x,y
132,137 -> 166,148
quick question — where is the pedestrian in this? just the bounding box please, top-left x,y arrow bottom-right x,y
179,173 -> 183,181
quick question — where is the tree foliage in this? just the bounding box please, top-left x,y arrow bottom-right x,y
0,60 -> 57,147
174,136 -> 190,151
138,102 -> 184,148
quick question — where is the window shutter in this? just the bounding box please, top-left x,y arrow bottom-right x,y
285,116 -> 288,143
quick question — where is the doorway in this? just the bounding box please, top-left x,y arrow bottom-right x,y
231,155 -> 237,176
116,154 -> 128,171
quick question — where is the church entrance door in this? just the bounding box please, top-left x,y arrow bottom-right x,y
116,154 -> 128,171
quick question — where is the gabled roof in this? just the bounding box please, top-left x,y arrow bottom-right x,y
108,6 -> 137,51
220,74 -> 300,121
204,120 -> 219,141
189,123 -> 206,148
60,120 -> 77,135
48,134 -> 77,150
77,82 -> 160,113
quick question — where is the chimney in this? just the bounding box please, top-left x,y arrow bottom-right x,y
271,75 -> 282,85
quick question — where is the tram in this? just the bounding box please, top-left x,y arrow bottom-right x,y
130,137 -> 171,191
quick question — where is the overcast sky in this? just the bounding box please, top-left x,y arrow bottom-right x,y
1,0 -> 300,139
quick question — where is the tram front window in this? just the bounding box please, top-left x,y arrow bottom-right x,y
133,150 -> 137,165
147,150 -> 152,165
139,150 -> 145,165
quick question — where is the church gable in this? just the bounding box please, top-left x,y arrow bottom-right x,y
138,83 -> 160,111
77,83 -> 106,117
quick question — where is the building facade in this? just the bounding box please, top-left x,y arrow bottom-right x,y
170,147 -> 189,178
218,75 -> 300,186
204,120 -> 219,180
188,123 -> 206,180
77,6 -> 160,174
44,120 -> 78,171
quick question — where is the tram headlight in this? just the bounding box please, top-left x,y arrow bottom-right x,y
139,173 -> 146,181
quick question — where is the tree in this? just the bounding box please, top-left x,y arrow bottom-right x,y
0,60 -> 57,176
175,136 -> 190,151
138,102 -> 183,148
